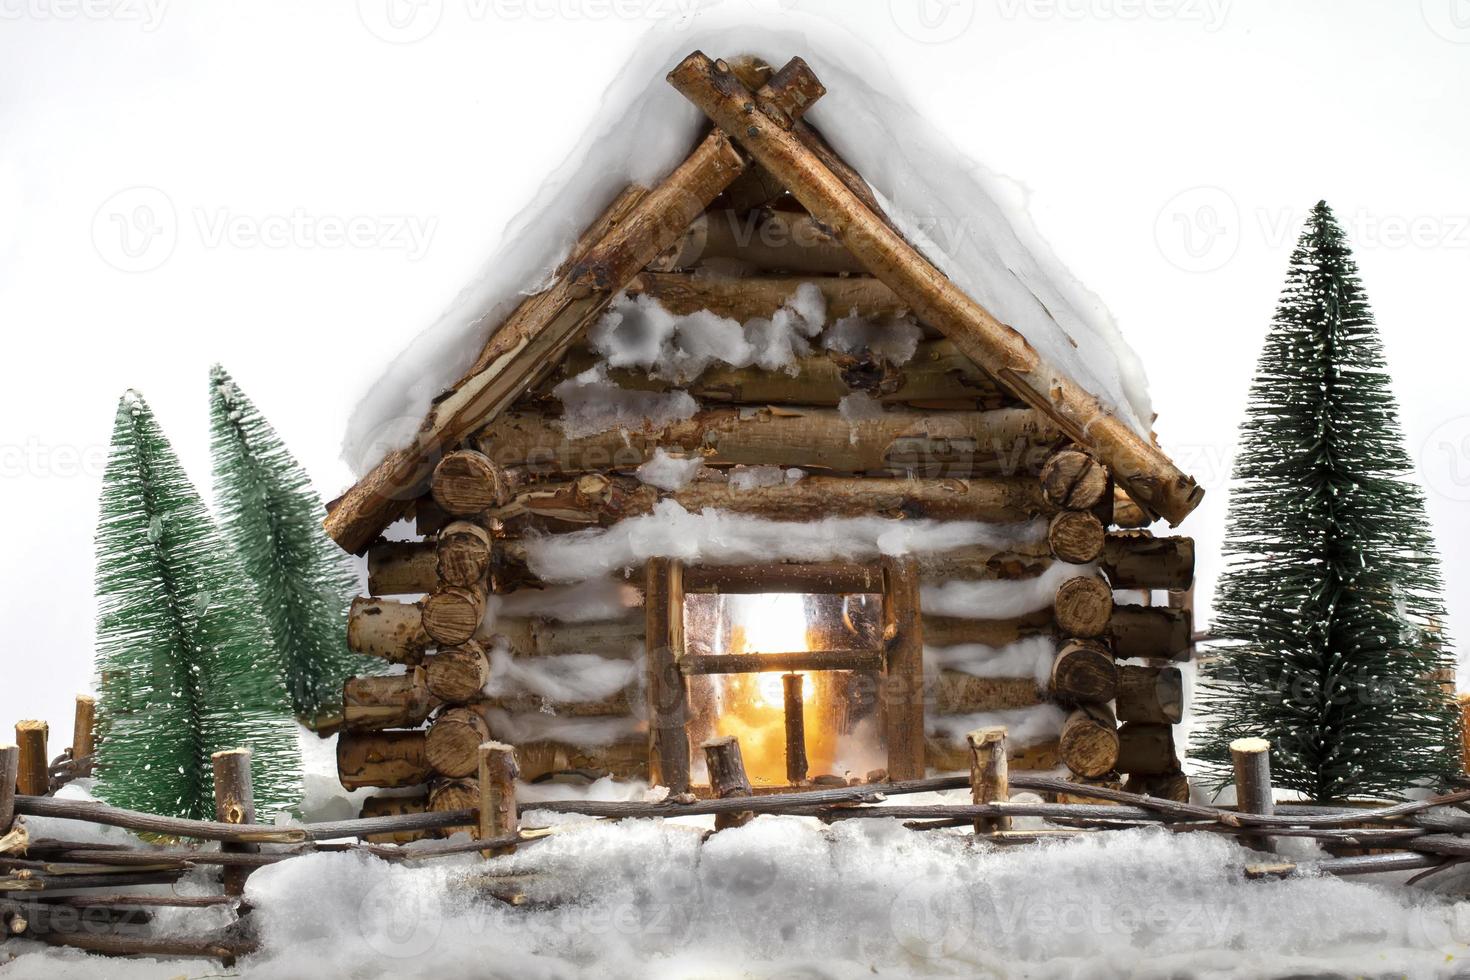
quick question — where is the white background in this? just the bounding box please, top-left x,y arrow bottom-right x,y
2,0 -> 1468,743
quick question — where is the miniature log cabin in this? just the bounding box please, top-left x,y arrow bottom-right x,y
326,50 -> 1202,836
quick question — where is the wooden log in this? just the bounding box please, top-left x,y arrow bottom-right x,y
925,737 -> 1059,773
1059,703 -> 1119,779
70,696 -> 96,780
514,739 -> 649,783
15,723 -> 47,798
424,641 -> 492,703
477,742 -> 518,854
422,585 -> 486,647
921,610 -> 1054,648
358,794 -> 430,844
1100,531 -> 1194,591
1047,511 -> 1105,564
493,473 -> 1050,532
1109,605 -> 1192,661
685,561 -> 883,595
437,521 -> 494,588
1115,722 -> 1177,776
1039,448 -> 1109,511
211,748 -> 256,897
431,451 -> 509,516
1053,577 -> 1112,638
652,208 -> 866,275
425,708 -> 492,778
36,929 -> 256,962
323,61 -> 825,554
1052,772 -> 1124,805
881,555 -> 926,781
0,745 -> 16,834
1115,665 -> 1183,724
1049,640 -> 1117,704
967,727 -> 1010,833
343,670 -> 434,731
477,690 -> 635,718
476,407 -> 1058,479
645,558 -> 691,793
782,674 -> 809,785
367,541 -> 439,597
1122,771 -> 1190,803
666,52 -> 1203,526
624,272 -> 907,325
931,674 -> 1042,714
427,779 -> 478,838
703,736 -> 753,830
681,650 -> 885,675
347,597 -> 430,664
1112,489 -> 1150,528
1231,736 -> 1274,851
337,731 -> 431,790
482,614 -> 645,659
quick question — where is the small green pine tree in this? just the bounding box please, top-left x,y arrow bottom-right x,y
94,391 -> 302,819
209,365 -> 378,726
1192,201 -> 1458,801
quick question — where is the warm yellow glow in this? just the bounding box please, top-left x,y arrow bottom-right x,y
708,593 -> 839,785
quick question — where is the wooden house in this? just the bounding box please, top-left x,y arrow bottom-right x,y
324,50 -> 1202,836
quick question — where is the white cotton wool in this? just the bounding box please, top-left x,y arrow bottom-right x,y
634,447 -> 706,491
484,645 -> 641,704
920,561 -> 1098,620
726,464 -> 804,491
824,313 -> 924,366
925,636 -> 1058,688
483,708 -> 643,747
551,363 -> 698,439
524,500 -> 1047,583
490,577 -> 641,623
926,704 -> 1067,747
837,390 -> 887,424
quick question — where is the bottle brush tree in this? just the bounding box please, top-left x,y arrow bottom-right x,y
1193,201 -> 1458,801
94,391 -> 302,820
210,365 -> 379,728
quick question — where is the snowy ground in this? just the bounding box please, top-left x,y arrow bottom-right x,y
7,767 -> 1470,979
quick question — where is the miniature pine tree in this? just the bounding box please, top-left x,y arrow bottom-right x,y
1192,201 -> 1458,801
93,391 -> 302,820
209,365 -> 378,726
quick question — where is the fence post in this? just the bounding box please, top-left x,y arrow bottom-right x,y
477,741 -> 518,856
967,726 -> 1010,834
1230,736 -> 1273,852
0,743 -> 17,833
72,695 -> 97,779
212,749 -> 256,897
703,736 -> 753,831
15,722 -> 48,796
782,673 -> 809,785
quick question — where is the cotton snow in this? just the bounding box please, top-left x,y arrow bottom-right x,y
726,464 -> 804,491
824,313 -> 924,366
921,562 -> 1099,619
524,500 -> 1046,582
489,577 -> 641,624
926,704 -> 1067,747
482,708 -> 642,747
634,447 -> 706,491
551,363 -> 697,439
925,636 -> 1057,688
483,645 -> 640,704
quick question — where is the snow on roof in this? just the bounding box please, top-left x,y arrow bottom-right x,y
341,11 -> 1156,477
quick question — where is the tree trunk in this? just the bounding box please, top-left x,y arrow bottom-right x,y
358,794 -> 431,844
437,521 -> 495,588
211,749 -> 256,897
14,722 -> 47,797
427,779 -> 479,838
367,541 -> 440,597
1109,605 -> 1192,661
1040,448 -> 1109,511
424,642 -> 492,703
1054,576 -> 1113,638
1047,511 -> 1105,564
343,671 -> 434,731
1115,722 -> 1178,775
1100,531 -> 1194,591
421,585 -> 486,647
431,451 -> 510,516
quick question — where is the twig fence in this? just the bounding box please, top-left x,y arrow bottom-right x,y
3,698 -> 1468,964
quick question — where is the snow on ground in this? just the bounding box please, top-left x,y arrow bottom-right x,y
342,11 -> 1155,476
7,803 -> 1470,979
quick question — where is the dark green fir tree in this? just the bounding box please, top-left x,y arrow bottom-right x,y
210,365 -> 377,727
94,391 -> 302,819
1193,201 -> 1458,801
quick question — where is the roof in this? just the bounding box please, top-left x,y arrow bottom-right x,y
328,22 -> 1200,554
